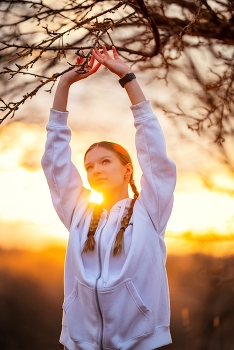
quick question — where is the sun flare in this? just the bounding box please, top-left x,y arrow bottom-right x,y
89,190 -> 103,204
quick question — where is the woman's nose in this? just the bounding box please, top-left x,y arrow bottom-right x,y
93,164 -> 102,175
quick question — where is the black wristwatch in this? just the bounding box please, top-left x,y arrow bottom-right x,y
119,73 -> 136,88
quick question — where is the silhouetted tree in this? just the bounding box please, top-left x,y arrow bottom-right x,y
0,1 -> 233,149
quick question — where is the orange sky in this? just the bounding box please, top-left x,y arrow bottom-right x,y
0,69 -> 234,256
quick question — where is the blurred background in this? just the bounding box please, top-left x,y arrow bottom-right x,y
1,71 -> 234,349
0,1 -> 234,349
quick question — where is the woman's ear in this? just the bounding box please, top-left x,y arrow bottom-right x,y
124,163 -> 133,180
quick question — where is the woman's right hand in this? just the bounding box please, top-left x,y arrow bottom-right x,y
60,53 -> 101,86
53,53 -> 101,111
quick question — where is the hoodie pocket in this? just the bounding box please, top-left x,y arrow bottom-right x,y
99,279 -> 153,348
62,279 -> 100,345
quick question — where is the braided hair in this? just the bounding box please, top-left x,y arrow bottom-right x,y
82,203 -> 103,253
82,141 -> 139,256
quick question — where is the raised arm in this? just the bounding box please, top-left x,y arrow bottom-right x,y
93,46 -> 176,234
132,101 -> 176,235
92,46 -> 146,106
41,55 -> 101,229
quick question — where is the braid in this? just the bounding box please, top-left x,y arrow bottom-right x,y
130,179 -> 139,200
113,180 -> 139,256
82,204 -> 103,254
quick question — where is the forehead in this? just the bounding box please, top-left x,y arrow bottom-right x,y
85,147 -> 117,163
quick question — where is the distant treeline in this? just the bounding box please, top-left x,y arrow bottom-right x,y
0,248 -> 234,350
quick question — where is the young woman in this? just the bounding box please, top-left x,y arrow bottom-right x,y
42,46 -> 176,350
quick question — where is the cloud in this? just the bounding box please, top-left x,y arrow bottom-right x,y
0,218 -> 66,250
0,121 -> 46,171
165,230 -> 234,257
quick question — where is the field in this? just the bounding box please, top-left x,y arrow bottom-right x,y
0,248 -> 234,350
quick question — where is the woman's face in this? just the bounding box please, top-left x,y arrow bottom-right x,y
85,147 -> 132,194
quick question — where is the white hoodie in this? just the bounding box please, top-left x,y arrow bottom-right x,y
41,100 -> 176,350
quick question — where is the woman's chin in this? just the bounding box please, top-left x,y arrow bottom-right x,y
92,184 -> 109,194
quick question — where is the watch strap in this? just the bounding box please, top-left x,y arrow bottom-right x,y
119,72 -> 136,88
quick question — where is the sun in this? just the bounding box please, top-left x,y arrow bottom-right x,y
89,190 -> 103,204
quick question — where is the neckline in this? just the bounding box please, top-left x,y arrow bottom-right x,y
102,197 -> 132,213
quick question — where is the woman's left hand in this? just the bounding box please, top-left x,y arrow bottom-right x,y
92,46 -> 132,78
60,53 -> 101,86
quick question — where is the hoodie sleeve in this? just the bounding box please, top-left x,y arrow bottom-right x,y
131,100 -> 176,235
41,108 -> 90,230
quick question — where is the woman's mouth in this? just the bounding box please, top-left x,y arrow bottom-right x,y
95,178 -> 107,185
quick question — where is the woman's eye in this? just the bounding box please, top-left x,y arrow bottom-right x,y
103,159 -> 110,165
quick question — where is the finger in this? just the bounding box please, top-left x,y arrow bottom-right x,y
102,45 -> 111,59
76,56 -> 85,66
112,46 -> 119,59
94,47 -> 104,59
92,48 -> 104,63
91,62 -> 102,73
80,56 -> 85,64
82,62 -> 101,79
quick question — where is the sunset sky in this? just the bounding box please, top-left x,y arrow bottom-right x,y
1,66 -> 234,257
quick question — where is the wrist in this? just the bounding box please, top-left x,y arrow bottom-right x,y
119,72 -> 136,88
118,70 -> 132,79
59,75 -> 74,88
